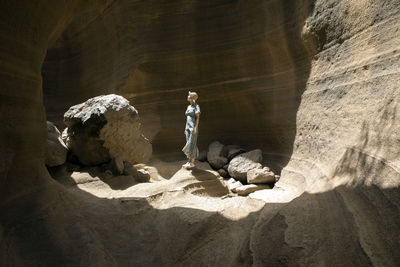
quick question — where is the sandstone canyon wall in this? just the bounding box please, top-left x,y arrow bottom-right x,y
42,0 -> 315,162
282,0 -> 400,193
1,0 -> 399,266
0,0 -> 113,198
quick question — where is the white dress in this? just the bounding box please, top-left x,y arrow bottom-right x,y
182,103 -> 200,158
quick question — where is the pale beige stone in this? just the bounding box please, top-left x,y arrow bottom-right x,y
247,167 -> 275,184
228,149 -> 263,182
228,181 -> 243,193
1,1 -> 400,266
236,184 -> 271,196
64,94 -> 152,165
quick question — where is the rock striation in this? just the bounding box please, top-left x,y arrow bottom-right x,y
0,0 -> 399,266
41,0 -> 316,159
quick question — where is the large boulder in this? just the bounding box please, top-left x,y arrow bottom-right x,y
227,149 -> 263,182
45,121 -> 68,167
63,94 -> 152,166
207,141 -> 228,170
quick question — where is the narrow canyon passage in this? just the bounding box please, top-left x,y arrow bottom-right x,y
1,0 -> 400,266
42,0 -> 315,167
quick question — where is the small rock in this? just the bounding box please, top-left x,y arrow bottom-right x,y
123,161 -> 138,176
45,121 -> 68,167
197,150 -> 207,162
217,169 -> 229,178
226,147 -> 247,161
228,149 -> 263,182
236,184 -> 271,196
136,169 -> 150,182
247,167 -> 275,184
122,161 -> 149,182
209,157 -> 228,170
207,141 -> 228,169
141,166 -> 160,182
275,175 -> 280,182
228,181 -> 243,193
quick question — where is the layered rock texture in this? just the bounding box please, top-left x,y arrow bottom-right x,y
63,94 -> 152,165
41,0 -> 316,159
1,0 -> 400,266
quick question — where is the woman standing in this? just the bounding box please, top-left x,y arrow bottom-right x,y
182,91 -> 201,169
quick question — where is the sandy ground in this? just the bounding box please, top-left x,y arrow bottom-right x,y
45,156 -> 400,266
42,157 -> 271,266
51,157 -> 268,219
0,156 -> 396,266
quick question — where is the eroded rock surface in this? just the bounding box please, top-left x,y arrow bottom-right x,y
1,0 -> 400,266
228,149 -> 263,182
64,94 -> 152,165
226,178 -> 243,193
247,167 -> 275,184
45,121 -> 68,167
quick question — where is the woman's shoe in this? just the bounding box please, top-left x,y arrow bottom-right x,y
182,162 -> 190,168
189,162 -> 195,168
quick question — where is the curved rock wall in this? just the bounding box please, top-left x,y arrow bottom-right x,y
280,0 -> 400,193
0,0 -> 113,198
0,1 -> 115,265
1,0 -> 399,265
260,3 -> 400,264
42,0 -> 315,161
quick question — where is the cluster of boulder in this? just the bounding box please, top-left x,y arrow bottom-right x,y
198,141 -> 279,196
45,94 -> 152,182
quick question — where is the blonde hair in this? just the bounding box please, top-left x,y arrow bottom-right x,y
188,91 -> 198,103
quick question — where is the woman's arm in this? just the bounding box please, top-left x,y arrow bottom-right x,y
194,113 -> 200,134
